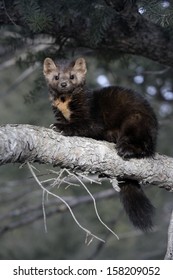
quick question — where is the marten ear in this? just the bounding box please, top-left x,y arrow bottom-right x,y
73,58 -> 87,75
43,58 -> 57,76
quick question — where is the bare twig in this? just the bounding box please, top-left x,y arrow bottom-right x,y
27,162 -> 105,243
74,171 -> 119,239
0,191 -> 112,219
2,0 -> 18,27
49,167 -> 119,239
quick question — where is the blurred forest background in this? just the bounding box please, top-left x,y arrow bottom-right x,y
0,0 -> 173,260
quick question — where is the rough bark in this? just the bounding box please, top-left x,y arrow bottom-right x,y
0,124 -> 173,191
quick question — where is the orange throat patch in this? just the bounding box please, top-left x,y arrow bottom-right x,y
52,96 -> 72,121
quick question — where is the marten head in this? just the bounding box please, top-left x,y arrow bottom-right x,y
43,57 -> 87,96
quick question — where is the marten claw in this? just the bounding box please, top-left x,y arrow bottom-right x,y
117,143 -> 147,159
116,142 -> 139,159
49,123 -> 62,132
49,124 -> 57,130
117,149 -> 134,159
50,124 -> 65,135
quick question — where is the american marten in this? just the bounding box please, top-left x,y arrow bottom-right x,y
43,57 -> 158,231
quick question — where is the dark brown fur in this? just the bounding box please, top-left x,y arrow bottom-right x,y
43,57 -> 158,231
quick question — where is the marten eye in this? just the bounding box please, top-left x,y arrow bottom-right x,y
54,75 -> 59,80
70,74 -> 74,80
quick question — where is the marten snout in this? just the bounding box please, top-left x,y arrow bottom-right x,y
60,82 -> 67,88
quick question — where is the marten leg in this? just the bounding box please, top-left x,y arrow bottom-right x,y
105,129 -> 119,143
116,113 -> 156,159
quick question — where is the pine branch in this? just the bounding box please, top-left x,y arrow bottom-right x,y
1,1 -> 173,66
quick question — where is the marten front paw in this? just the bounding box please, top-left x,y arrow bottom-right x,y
49,123 -> 63,133
50,123 -> 57,130
116,142 -> 144,159
117,144 -> 135,159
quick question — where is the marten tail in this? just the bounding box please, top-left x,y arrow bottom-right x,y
119,179 -> 154,231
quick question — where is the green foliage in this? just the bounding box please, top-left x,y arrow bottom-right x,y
15,0 -> 53,32
87,4 -> 117,46
1,0 -> 173,60
11,0 -> 118,46
138,0 -> 173,27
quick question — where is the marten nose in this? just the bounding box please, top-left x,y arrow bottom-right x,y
61,82 -> 67,88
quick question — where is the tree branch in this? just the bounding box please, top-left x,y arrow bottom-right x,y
0,124 -> 173,191
1,1 -> 173,67
110,16 -> 173,67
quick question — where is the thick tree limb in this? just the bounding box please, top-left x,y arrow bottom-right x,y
0,124 -> 173,190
